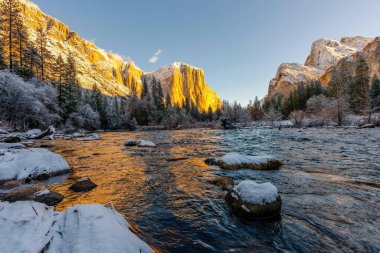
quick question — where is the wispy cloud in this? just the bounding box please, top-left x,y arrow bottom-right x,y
149,49 -> 162,63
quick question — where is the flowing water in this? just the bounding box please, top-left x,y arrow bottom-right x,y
45,128 -> 379,253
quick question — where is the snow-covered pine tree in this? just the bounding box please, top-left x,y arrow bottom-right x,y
351,54 -> 370,114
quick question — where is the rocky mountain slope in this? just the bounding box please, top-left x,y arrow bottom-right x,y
11,0 -> 221,112
268,36 -> 376,99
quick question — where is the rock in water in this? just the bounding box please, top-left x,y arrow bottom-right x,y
124,139 -> 139,146
359,124 -> 375,129
69,177 -> 97,192
33,190 -> 64,206
77,133 -> 101,141
137,140 -> 157,147
217,153 -> 283,170
1,186 -> 64,206
211,176 -> 234,190
225,180 -> 282,219
204,157 -> 219,166
0,180 -> 21,190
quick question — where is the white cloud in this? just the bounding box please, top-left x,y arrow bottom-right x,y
149,49 -> 162,63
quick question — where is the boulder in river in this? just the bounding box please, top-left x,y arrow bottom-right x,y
137,140 -> 157,147
217,153 -> 283,170
225,180 -> 282,219
124,139 -> 139,146
77,133 -> 101,141
211,176 -> 234,190
69,177 -> 97,192
33,189 -> 64,206
359,124 -> 375,129
204,157 -> 219,166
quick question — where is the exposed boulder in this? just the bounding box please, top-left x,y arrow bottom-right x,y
137,140 -> 157,147
33,190 -> 64,206
77,133 -> 101,141
27,126 -> 55,140
225,180 -> 282,219
1,136 -> 21,143
1,185 -> 43,202
69,177 -> 97,192
0,181 -> 21,190
204,157 -> 219,166
217,153 -> 283,170
211,176 -> 234,190
124,139 -> 139,146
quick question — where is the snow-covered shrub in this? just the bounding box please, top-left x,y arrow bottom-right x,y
0,70 -> 60,129
289,110 -> 305,127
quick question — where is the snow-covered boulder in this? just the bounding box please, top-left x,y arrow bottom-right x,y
0,148 -> 70,182
124,139 -> 139,146
124,139 -> 157,147
137,140 -> 156,147
225,180 -> 282,219
0,201 -> 153,253
77,133 -> 101,141
217,153 -> 283,170
25,129 -> 42,139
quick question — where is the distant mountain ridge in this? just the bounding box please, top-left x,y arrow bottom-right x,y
9,0 -> 222,112
267,36 -> 379,99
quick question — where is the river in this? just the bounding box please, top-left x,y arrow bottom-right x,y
46,127 -> 380,253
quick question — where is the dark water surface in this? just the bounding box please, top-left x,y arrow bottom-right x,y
47,128 -> 380,253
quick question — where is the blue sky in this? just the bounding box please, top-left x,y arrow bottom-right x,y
33,0 -> 380,105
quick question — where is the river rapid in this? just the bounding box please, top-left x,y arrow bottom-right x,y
46,127 -> 380,253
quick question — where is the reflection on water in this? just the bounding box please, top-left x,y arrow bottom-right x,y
47,128 -> 380,252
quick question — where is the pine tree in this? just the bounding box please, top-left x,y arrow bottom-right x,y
36,24 -> 52,80
0,46 -> 6,70
351,55 -> 370,114
251,96 -> 262,120
63,52 -> 81,116
371,76 -> 380,109
327,69 -> 350,125
0,0 -> 22,69
14,17 -> 29,68
141,81 -> 149,100
165,93 -> 171,109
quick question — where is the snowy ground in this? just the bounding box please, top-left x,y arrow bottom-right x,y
0,201 -> 153,253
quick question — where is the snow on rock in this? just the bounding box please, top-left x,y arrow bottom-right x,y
47,204 -> 153,253
218,152 -> 282,170
0,129 -> 9,135
0,201 -> 153,253
77,133 -> 101,141
0,148 -> 70,182
25,129 -> 42,139
137,140 -> 157,147
234,180 -> 279,205
225,180 -> 282,219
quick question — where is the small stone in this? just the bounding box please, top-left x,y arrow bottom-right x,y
69,178 -> 97,192
34,190 -> 64,206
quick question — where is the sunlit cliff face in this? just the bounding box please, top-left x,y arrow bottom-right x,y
12,0 -> 222,112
